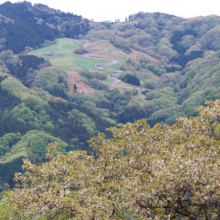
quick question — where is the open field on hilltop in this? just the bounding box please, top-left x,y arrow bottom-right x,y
32,39 -> 81,56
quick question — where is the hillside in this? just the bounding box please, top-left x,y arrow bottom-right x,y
0,1 -> 89,53
76,12 -> 220,125
30,12 -> 220,126
1,3 -> 220,196
0,50 -> 114,190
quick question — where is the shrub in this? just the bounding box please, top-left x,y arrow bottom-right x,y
74,46 -> 88,54
143,80 -> 156,90
119,73 -> 140,86
79,69 -> 107,80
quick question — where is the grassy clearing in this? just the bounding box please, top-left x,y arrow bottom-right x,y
32,38 -> 80,56
32,38 -> 113,72
51,56 -> 112,71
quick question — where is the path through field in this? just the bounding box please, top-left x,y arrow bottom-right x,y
74,40 -> 149,90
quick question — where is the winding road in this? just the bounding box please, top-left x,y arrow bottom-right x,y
73,39 -> 125,87
111,76 -> 121,86
79,41 -> 120,70
73,39 -> 147,90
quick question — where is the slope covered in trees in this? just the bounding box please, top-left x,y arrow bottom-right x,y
0,49 -> 114,192
0,1 -> 89,53
78,12 -> 220,126
1,100 -> 220,219
2,2 -> 220,210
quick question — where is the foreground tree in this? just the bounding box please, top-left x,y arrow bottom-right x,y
2,100 -> 220,219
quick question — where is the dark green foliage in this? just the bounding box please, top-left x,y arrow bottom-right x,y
19,55 -> 45,69
6,54 -> 50,86
170,29 -> 198,54
103,89 -> 131,113
118,24 -> 135,32
119,73 -> 140,86
0,130 -> 70,189
0,72 -> 117,189
171,50 -> 204,67
94,72 -> 108,80
141,90 -> 150,95
0,157 -> 24,189
126,58 -> 142,70
74,84 -> 77,91
117,106 -> 146,123
134,12 -> 175,20
0,2 -> 54,53
0,1 -> 89,53
145,91 -> 163,100
64,21 -> 89,39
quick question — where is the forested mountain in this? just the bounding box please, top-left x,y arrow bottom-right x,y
0,1 -> 90,53
84,12 -> 220,125
1,2 -> 220,205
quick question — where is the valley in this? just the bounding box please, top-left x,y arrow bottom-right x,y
1,3 -> 220,215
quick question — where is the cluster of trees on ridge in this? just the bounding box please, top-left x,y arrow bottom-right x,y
0,1 -> 90,53
88,11 -> 220,69
1,100 -> 220,219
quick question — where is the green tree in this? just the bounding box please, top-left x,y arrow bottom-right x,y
74,83 -> 77,91
2,100 -> 220,219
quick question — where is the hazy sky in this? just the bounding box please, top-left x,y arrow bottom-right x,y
1,0 -> 220,22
